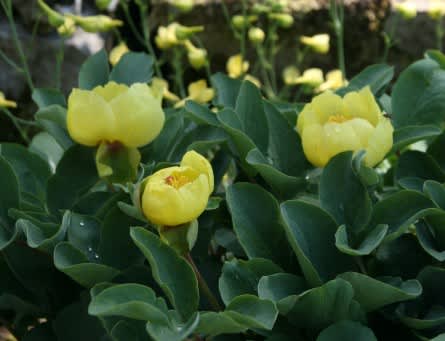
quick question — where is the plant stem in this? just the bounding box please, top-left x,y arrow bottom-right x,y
266,22 -> 279,94
355,257 -> 368,275
1,108 -> 30,143
436,16 -> 444,51
255,45 -> 275,99
55,37 -> 66,90
330,0 -> 346,80
240,0 -> 248,73
382,14 -> 399,63
172,47 -> 186,97
185,253 -> 222,312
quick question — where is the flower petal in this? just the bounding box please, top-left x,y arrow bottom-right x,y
365,117 -> 394,167
181,150 -> 214,194
343,86 -> 380,126
93,81 -> 128,102
301,124 -> 330,167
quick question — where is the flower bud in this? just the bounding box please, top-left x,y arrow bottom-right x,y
248,27 -> 265,44
300,34 -> 330,54
170,0 -> 194,12
428,1 -> 445,20
109,42 -> 130,66
226,54 -> 249,79
68,14 -> 123,32
151,77 -> 181,103
187,47 -> 208,70
175,24 -> 204,41
37,0 -> 65,28
155,23 -> 179,49
252,3 -> 270,14
0,92 -> 17,108
268,13 -> 294,28
95,0 -> 112,10
57,17 -> 76,37
295,68 -> 324,87
316,69 -> 346,93
282,65 -> 300,85
232,15 -> 258,30
394,2 -> 417,20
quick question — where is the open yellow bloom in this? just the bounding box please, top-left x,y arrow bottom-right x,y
227,54 -> 249,78
109,42 -> 130,66
316,69 -> 347,92
175,80 -> 215,108
155,23 -> 180,49
394,2 -> 417,20
67,82 -> 165,147
68,14 -> 123,32
282,66 -> 300,85
300,34 -> 330,54
297,87 -> 393,167
0,92 -> 17,108
295,68 -> 324,87
142,150 -> 214,226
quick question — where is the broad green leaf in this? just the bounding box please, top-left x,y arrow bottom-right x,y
280,200 -> 355,287
0,155 -> 19,229
32,88 -> 66,108
425,49 -> 445,69
78,49 -> 109,90
417,214 -> 445,261
110,321 -> 140,341
110,52 -> 154,85
185,101 -> 219,126
19,218 -> 66,253
335,224 -> 388,256
54,242 -> 120,288
146,312 -> 200,341
428,131 -> 445,169
130,227 -> 199,320
391,125 -> 442,153
196,312 -> 246,337
316,321 -> 377,341
392,59 -> 445,128
320,152 -> 372,231
211,73 -> 242,109
424,180 -> 445,209
65,211 -> 101,255
218,258 -> 282,305
338,272 -> 421,312
226,183 -> 295,270
337,64 -> 394,96
29,132 -> 64,173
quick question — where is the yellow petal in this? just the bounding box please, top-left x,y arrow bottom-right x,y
343,86 -> 380,126
365,117 -> 394,167
323,121 -> 362,160
93,82 -> 129,102
310,91 -> 344,124
301,124 -> 330,167
344,118 -> 375,147
110,83 -> 165,147
66,88 -> 114,146
181,150 -> 214,194
109,42 -> 129,66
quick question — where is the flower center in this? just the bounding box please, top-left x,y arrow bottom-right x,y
328,114 -> 350,124
165,173 -> 191,189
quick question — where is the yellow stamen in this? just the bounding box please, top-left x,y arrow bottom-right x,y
165,173 -> 191,189
328,114 -> 349,123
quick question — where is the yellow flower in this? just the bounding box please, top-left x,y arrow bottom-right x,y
282,65 -> 300,85
184,40 -> 207,70
170,0 -> 194,12
300,34 -> 330,54
295,68 -> 324,87
155,23 -> 180,49
226,54 -> 249,78
141,150 -> 214,226
248,27 -> 265,44
296,87 -> 394,167
316,69 -> 346,92
67,82 -> 165,147
109,42 -> 130,66
57,17 -> 76,37
68,14 -> 123,32
151,78 -> 181,103
428,1 -> 445,20
0,92 -> 17,108
394,2 -> 417,20
175,80 -> 215,108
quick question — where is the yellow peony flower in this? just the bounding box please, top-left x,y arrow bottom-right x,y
155,23 -> 180,49
68,14 -> 123,32
248,27 -> 265,44
295,68 -> 324,87
175,80 -> 215,108
0,92 -> 17,108
141,150 -> 214,226
300,34 -> 330,54
67,82 -> 165,147
109,42 -> 130,66
296,87 -> 394,168
394,2 -> 417,20
226,54 -> 249,78
428,1 -> 445,20
316,69 -> 346,92
282,65 -> 300,85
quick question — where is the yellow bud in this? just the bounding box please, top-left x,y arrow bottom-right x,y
175,24 -> 204,40
0,92 -> 17,108
428,1 -> 445,20
282,65 -> 300,85
170,0 -> 194,12
109,42 -> 130,66
95,0 -> 112,10
268,13 -> 294,28
296,87 -> 394,167
187,48 -> 208,70
57,17 -> 76,37
69,14 -> 123,33
232,15 -> 258,30
141,150 -> 214,226
394,2 -> 417,20
295,68 -> 324,87
67,82 -> 165,148
248,27 -> 265,44
155,23 -> 179,49
37,0 -> 65,27
252,4 -> 270,14
175,79 -> 214,108
316,69 -> 347,93
151,77 -> 181,103
226,54 -> 249,78
300,34 -> 330,54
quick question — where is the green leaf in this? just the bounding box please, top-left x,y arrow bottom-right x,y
88,283 -> 169,324
54,242 -> 120,288
320,152 -> 371,231
0,155 -> 19,229
19,218 -> 66,253
32,88 -> 66,108
425,49 -> 445,69
392,59 -> 445,128
35,105 -> 73,150
369,190 -> 438,241
234,81 -> 269,153
29,132 -> 64,173
130,227 -> 199,320
336,64 -> 394,96
338,272 -> 421,312
335,224 -> 388,256
219,258 -> 282,305
280,200 -> 355,287
110,321 -> 140,341
226,183 -> 295,270
185,101 -> 219,126
391,125 -> 442,153
65,211 -> 101,255
79,49 -> 109,90
428,131 -> 445,169
211,73 -> 242,108
316,321 -> 377,341
146,312 -> 200,341
110,52 -> 154,86
424,180 -> 445,209
417,214 -> 445,261
284,279 -> 364,330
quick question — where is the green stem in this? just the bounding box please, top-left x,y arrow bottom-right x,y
185,253 -> 222,312
266,22 -> 278,93
330,0 -> 346,80
172,48 -> 186,98
120,2 -> 147,49
194,37 -> 213,85
355,257 -> 368,275
1,108 -> 30,143
240,0 -> 248,72
55,38 -> 66,90
382,14 -> 399,63
1,0 -> 34,91
220,0 -> 238,39
436,16 -> 444,51
255,45 -> 275,99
